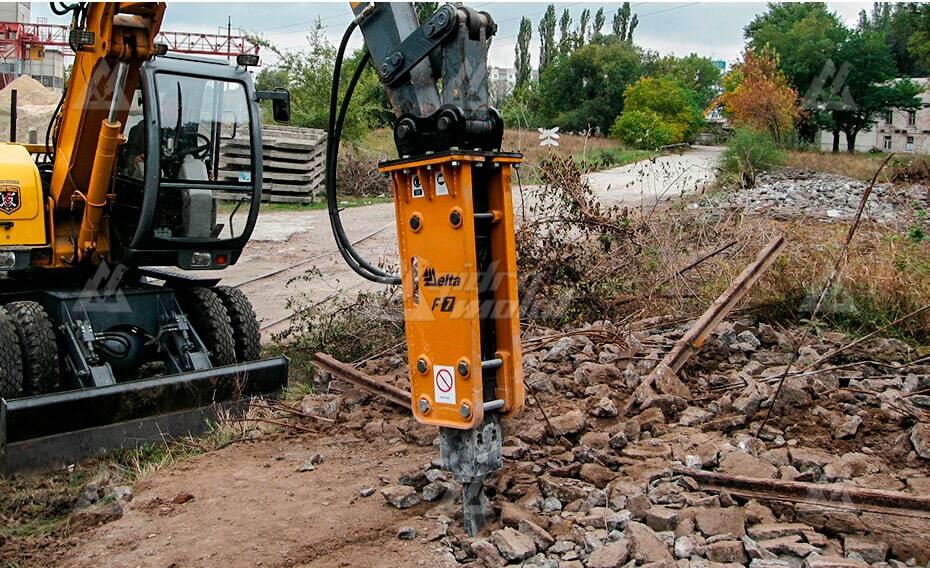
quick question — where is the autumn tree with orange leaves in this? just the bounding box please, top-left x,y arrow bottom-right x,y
716,48 -> 801,143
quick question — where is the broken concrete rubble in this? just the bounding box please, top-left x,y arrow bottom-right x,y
318,313 -> 930,567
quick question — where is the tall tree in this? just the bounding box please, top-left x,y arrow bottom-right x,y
593,8 -> 606,38
859,2 -> 930,77
910,5 -> 930,69
627,14 -> 639,41
558,9 -> 573,55
655,54 -> 724,109
515,16 -> 533,90
829,30 -> 923,152
538,5 -> 557,73
578,9 -> 591,45
744,3 -> 847,93
536,39 -> 645,132
718,48 -> 800,142
613,3 -> 631,38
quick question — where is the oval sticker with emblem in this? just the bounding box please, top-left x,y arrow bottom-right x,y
0,182 -> 21,215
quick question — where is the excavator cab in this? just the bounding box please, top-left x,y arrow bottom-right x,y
112,54 -> 263,270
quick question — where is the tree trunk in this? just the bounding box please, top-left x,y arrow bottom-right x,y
831,129 -> 840,153
845,130 -> 858,153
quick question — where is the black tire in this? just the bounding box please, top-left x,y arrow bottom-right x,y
5,301 -> 59,395
0,307 -> 24,399
213,286 -> 261,362
177,287 -> 236,367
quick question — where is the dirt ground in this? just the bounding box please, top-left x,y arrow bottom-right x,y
53,429 -> 455,568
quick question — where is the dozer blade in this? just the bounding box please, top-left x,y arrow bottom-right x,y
0,356 -> 288,474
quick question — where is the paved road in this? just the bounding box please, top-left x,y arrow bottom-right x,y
209,146 -> 722,338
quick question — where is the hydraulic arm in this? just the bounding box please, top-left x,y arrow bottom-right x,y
48,2 -> 165,265
333,2 -> 524,534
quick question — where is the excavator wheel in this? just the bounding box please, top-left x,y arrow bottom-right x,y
177,287 -> 236,367
5,301 -> 60,395
213,286 -> 261,362
0,307 -> 24,399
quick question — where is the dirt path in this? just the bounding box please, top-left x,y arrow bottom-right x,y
56,430 -> 457,568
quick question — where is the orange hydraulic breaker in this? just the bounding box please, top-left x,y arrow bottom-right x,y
381,151 -> 524,430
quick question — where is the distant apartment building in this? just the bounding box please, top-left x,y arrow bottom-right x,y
816,77 -> 930,154
488,66 -> 538,99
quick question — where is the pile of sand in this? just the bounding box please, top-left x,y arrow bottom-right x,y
0,75 -> 61,143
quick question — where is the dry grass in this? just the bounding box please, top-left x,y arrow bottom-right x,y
519,156 -> 930,344
784,150 -> 929,183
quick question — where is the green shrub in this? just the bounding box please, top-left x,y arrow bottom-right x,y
610,109 -> 676,149
720,128 -> 785,188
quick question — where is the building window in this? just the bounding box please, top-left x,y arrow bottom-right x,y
884,111 -> 893,124
906,136 -> 915,152
908,110 -> 917,126
883,136 -> 892,150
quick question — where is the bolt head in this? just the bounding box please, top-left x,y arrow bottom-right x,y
410,215 -> 422,231
416,358 -> 428,373
459,403 -> 472,418
457,361 -> 469,377
418,398 -> 431,413
449,210 -> 462,227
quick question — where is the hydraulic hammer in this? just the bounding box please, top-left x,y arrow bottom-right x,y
339,2 -> 525,534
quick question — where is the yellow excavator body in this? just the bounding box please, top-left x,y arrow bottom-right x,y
0,144 -> 47,246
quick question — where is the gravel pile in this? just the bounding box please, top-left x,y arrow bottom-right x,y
701,170 -> 928,226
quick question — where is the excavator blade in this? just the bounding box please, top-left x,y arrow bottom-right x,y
0,356 -> 288,474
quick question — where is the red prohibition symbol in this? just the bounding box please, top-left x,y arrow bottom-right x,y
436,368 -> 454,392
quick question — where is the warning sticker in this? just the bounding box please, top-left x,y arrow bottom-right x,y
433,365 -> 456,404
411,174 -> 425,198
435,171 -> 449,196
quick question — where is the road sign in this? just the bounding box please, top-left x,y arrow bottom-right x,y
538,126 -> 560,147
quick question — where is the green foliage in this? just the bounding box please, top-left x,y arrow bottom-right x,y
558,9 -> 573,55
536,38 -> 645,132
720,128 -> 785,188
830,30 -> 924,151
515,17 -> 533,90
610,77 -> 703,148
592,8 -> 606,38
538,5 -> 557,74
579,9 -> 591,44
859,2 -> 930,77
744,3 -> 848,92
414,2 -> 438,23
611,3 -> 637,42
502,85 -> 543,129
610,109 -> 676,149
253,22 -> 385,141
653,53 -> 724,109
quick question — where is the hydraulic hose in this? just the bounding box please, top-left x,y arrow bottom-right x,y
326,21 -> 401,286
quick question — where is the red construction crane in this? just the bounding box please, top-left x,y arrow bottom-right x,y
0,20 -> 260,88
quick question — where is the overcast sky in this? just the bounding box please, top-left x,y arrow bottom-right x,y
31,2 -> 872,68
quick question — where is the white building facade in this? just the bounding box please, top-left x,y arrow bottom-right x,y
816,78 -> 930,154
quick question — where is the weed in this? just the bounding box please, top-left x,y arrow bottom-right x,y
719,128 -> 785,188
271,268 -> 406,384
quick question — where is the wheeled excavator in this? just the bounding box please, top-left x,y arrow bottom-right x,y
327,2 -> 525,534
0,2 -> 292,472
